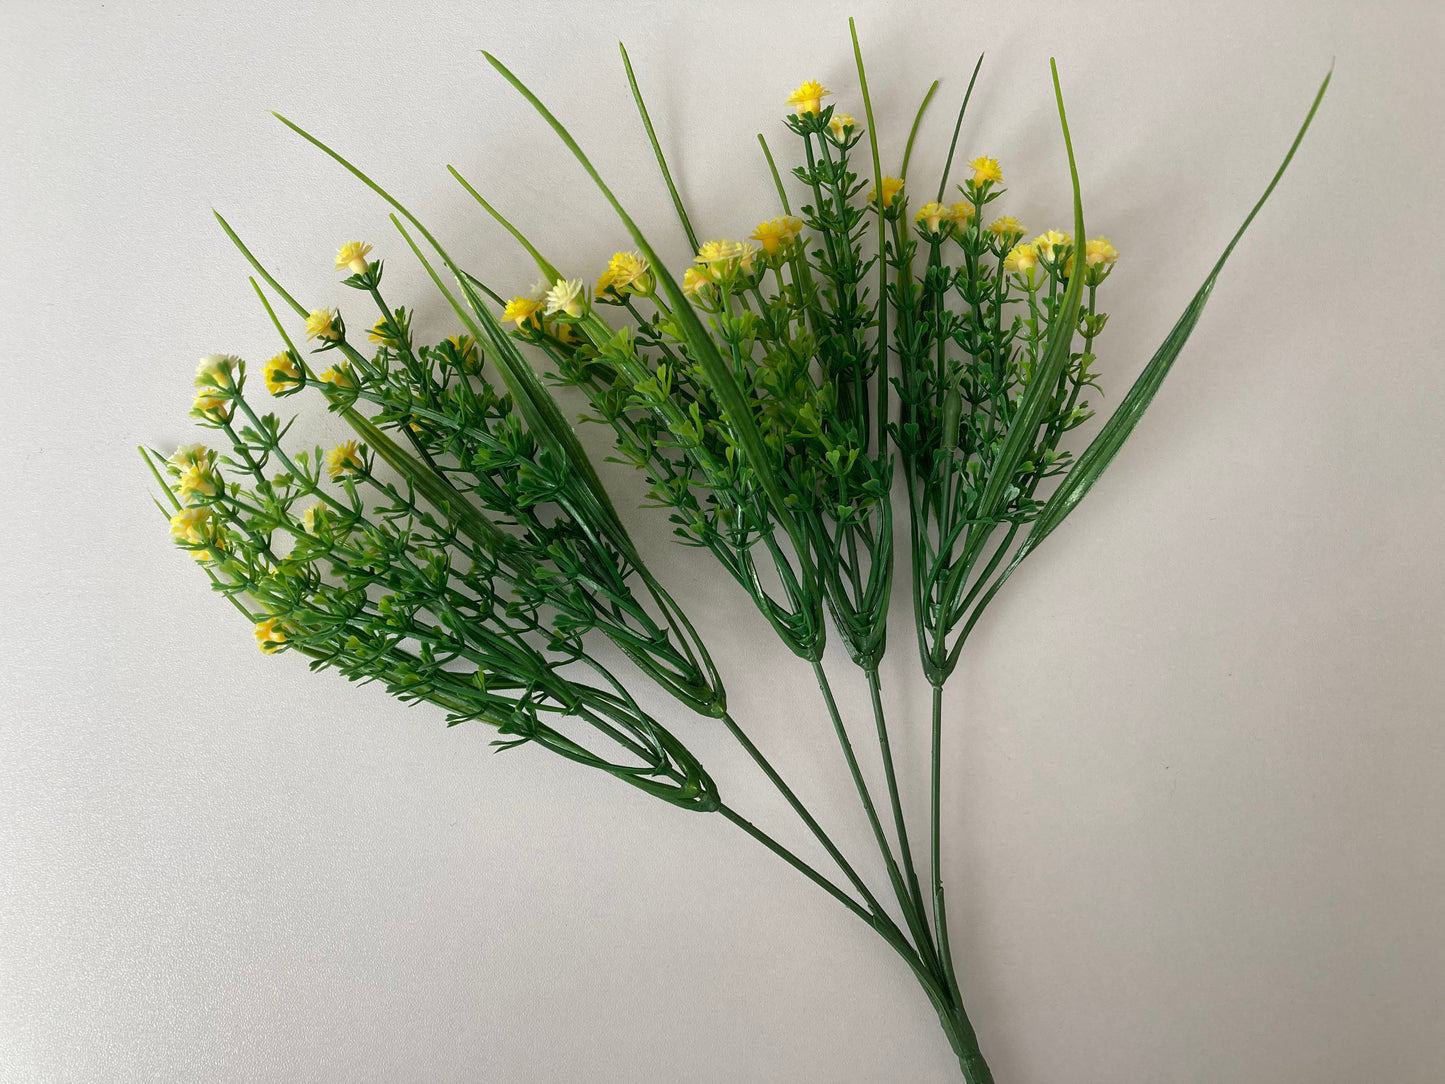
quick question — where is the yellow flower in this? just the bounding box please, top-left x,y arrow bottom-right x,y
317,362 -> 354,389
785,80 -> 831,116
445,334 -> 479,371
301,502 -> 323,534
828,113 -> 856,140
543,278 -> 586,319
596,251 -> 650,296
967,156 -> 1003,185
695,239 -> 757,276
915,201 -> 949,233
503,295 -> 543,328
305,308 -> 340,341
1003,241 -> 1041,280
169,506 -> 225,563
1085,237 -> 1120,267
168,444 -> 214,471
254,617 -> 287,654
177,463 -> 219,503
262,352 -> 300,396
987,216 -> 1025,244
750,215 -> 804,255
367,317 -> 392,345
334,241 -> 372,275
192,355 -> 237,418
682,267 -> 710,299
326,440 -> 363,479
1033,230 -> 1073,260
867,176 -> 904,209
947,202 -> 975,226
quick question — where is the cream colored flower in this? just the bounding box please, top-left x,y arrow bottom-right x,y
828,113 -> 856,140
1033,230 -> 1073,261
682,267 -> 710,299
316,362 -> 354,389
168,506 -> 225,563
543,278 -> 586,319
947,202 -> 975,226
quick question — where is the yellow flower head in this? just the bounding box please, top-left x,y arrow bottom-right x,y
915,201 -> 949,234
334,241 -> 373,275
750,215 -> 804,255
191,355 -> 238,418
786,80 -> 831,116
445,334 -> 480,371
543,278 -> 586,319
867,176 -> 904,210
596,251 -> 650,296
316,362 -> 354,389
503,295 -> 543,328
262,352 -> 301,396
828,113 -> 856,141
301,502 -> 324,534
987,216 -> 1025,244
947,202 -> 975,226
967,156 -> 1003,186
168,506 -> 225,562
1033,230 -> 1073,261
1003,241 -> 1041,280
367,317 -> 393,345
168,444 -> 214,471
1085,237 -> 1120,267
682,267 -> 710,299
326,440 -> 364,480
177,463 -> 219,504
695,239 -> 757,277
305,308 -> 341,341
254,617 -> 288,654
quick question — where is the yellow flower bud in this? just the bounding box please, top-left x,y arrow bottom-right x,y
967,156 -> 1003,186
262,352 -> 300,396
326,440 -> 363,480
914,201 -> 948,234
305,309 -> 341,341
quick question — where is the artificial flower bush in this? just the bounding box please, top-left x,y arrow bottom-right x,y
145,23 -> 1328,1079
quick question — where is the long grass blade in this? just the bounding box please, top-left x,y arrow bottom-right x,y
936,53 -> 985,203
620,41 -> 700,252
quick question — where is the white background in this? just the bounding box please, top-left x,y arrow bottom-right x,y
3,1 -> 1443,1081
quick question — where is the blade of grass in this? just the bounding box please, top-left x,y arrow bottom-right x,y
620,41 -> 700,252
950,64 -> 1334,658
936,53 -> 985,204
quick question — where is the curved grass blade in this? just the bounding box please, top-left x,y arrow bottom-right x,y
936,53 -> 985,204
939,58 -> 1087,613
620,41 -> 700,252
950,64 -> 1334,657
899,79 -> 939,181
446,166 -> 561,284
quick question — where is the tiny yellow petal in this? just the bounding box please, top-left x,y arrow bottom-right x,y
967,156 -> 1003,185
785,80 -> 831,116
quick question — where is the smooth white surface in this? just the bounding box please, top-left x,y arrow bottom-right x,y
3,1 -> 1443,1081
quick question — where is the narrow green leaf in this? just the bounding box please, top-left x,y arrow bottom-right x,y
620,41 -> 700,252
446,166 -> 561,284
936,53 -> 985,204
899,80 -> 940,181
950,64 -> 1333,657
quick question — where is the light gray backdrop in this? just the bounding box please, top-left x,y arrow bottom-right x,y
2,1 -> 1442,1081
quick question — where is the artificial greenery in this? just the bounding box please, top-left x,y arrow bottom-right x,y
145,22 -> 1329,1079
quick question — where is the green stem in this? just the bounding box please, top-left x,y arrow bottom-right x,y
812,659 -> 937,972
930,682 -> 964,1009
865,668 -> 931,949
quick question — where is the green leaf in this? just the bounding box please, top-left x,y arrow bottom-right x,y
620,41 -> 700,253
